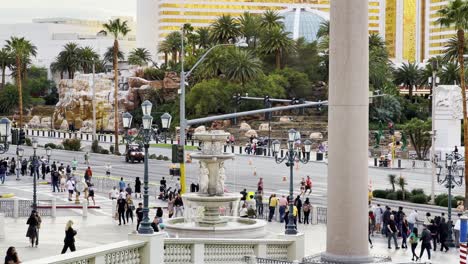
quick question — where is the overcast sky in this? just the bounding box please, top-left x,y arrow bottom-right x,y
0,0 -> 136,24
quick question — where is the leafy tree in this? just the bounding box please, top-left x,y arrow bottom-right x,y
393,62 -> 421,99
0,48 -> 14,88
158,41 -> 171,66
103,18 -> 131,155
56,42 -> 80,79
5,36 -> 37,128
238,12 -> 261,48
369,95 -> 402,123
24,66 -> 53,97
0,83 -> 31,114
440,62 -> 461,84
316,21 -> 329,40
260,27 -> 295,69
224,49 -> 263,86
163,31 -> 182,63
196,27 -> 211,49
260,10 -> 284,31
369,34 -> 393,91
78,46 -> 99,73
388,174 -> 397,192
50,55 -> 68,79
128,48 -> 152,66
274,67 -> 312,98
402,118 -> 431,160
397,176 -> 407,200
210,15 -> 240,44
442,35 -> 468,63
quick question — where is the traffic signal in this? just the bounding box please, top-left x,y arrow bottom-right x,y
235,93 -> 242,105
264,96 -> 271,120
172,144 -> 184,163
11,129 -> 18,145
19,129 -> 26,145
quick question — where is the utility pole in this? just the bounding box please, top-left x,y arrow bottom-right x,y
179,28 -> 187,194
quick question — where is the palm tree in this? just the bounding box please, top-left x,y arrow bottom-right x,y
397,175 -> 407,200
393,62 -> 421,99
388,174 -> 396,192
5,36 -> 37,128
238,12 -> 260,48
224,49 -> 263,86
128,48 -> 152,66
260,10 -> 284,31
440,62 -> 461,84
103,18 -> 130,154
56,42 -> 81,78
437,0 -> 468,207
158,41 -> 171,66
260,27 -> 295,69
442,36 -> 468,63
78,46 -> 99,73
0,47 -> 14,88
164,31 -> 182,63
50,56 -> 68,79
210,15 -> 241,44
103,46 -> 125,65
196,27 -> 211,49
316,21 -> 330,39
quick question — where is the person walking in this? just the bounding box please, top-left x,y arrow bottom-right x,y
126,194 -> 134,223
409,227 -> 419,261
439,218 -> 449,252
67,178 -> 74,201
268,194 -> 277,222
368,210 -> 376,236
387,214 -> 399,249
255,191 -> 263,217
368,213 -> 373,248
303,198 -> 311,224
4,246 -> 21,264
419,225 -> 432,261
61,220 -> 77,254
278,195 -> 287,223
52,170 -> 60,193
382,206 -> 391,236
119,177 -> 126,191
174,194 -> 184,217
167,193 -> 175,218
407,209 -> 418,232
304,175 -> 312,195
401,216 -> 409,249
26,211 -> 39,247
41,162 -> 46,180
135,177 -> 141,199
0,164 -> 6,184
86,182 -> 95,206
105,163 -> 111,176
117,197 -> 127,225
84,167 -> 92,182
71,158 -> 78,172
125,184 -> 133,197
294,195 -> 302,223
428,220 -> 438,251
454,213 -> 462,248
257,178 -> 263,193
84,152 -> 89,165
373,204 -> 383,234
136,203 -> 143,231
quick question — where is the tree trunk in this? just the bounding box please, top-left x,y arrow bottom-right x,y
16,56 -> 23,129
275,49 -> 281,70
164,52 -> 168,65
113,39 -> 120,155
172,50 -> 177,63
456,29 -> 468,209
60,71 -> 64,79
408,84 -> 413,100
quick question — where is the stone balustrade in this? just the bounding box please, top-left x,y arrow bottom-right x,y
23,233 -> 304,264
0,198 -> 56,218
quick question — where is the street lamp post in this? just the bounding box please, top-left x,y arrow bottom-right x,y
436,150 -> 464,247
122,101 -> 172,235
429,60 -> 439,204
272,129 -> 311,235
46,146 -> 52,163
16,147 -> 23,181
32,138 -> 38,211
0,117 -> 11,154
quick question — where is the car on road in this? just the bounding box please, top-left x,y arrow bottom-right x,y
125,144 -> 144,163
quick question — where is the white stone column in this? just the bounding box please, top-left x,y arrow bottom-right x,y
128,233 -> 165,264
322,0 -> 371,263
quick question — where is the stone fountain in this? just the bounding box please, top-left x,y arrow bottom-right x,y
164,130 -> 266,238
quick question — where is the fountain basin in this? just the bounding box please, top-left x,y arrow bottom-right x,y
164,217 -> 267,238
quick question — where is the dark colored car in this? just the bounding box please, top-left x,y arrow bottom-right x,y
125,145 -> 144,163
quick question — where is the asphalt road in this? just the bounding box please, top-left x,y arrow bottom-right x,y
0,141 -> 461,208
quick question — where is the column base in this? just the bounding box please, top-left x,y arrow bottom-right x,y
304,253 -> 391,264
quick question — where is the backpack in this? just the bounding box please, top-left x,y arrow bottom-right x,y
303,204 -> 310,212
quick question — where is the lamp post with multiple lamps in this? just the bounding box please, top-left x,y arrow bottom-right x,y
0,117 -> 11,154
436,150 -> 464,247
272,129 -> 311,235
122,100 -> 172,234
32,138 -> 38,211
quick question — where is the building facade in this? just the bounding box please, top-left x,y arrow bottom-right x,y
137,0 -> 454,63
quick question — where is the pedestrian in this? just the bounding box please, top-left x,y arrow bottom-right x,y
84,167 -> 92,182
368,210 -> 376,236
109,186 -> 119,200
119,177 -> 126,191
439,217 -> 449,252
125,184 -> 133,197
174,194 -> 184,217
368,212 -> 373,248
255,191 -> 263,217
239,203 -> 249,218
71,158 -> 77,172
151,216 -> 160,232
240,189 -> 247,201
51,170 -> 59,193
86,182 -> 95,206
278,195 -> 287,223
268,194 -> 277,222
174,178 -> 181,193
4,246 -> 21,264
60,172 -> 66,192
257,178 -> 263,193
454,213 -> 462,248
299,178 -> 305,196
51,161 -> 57,172
407,209 -> 418,232
160,177 -> 167,190
84,152 -> 89,165
0,164 -> 6,184
61,220 -> 77,254
303,198 -> 311,224
26,210 -> 39,247
304,175 -> 312,195
117,197 -> 127,225
294,195 -> 302,223
401,216 -> 409,249
134,177 -> 141,199
409,227 -> 419,261
428,220 -> 438,251
373,204 -> 383,233
419,225 -> 432,261
387,214 -> 399,249
126,194 -> 134,223
66,177 -> 74,201
136,203 -> 143,231
382,206 -> 391,236
41,162 -> 46,180
105,163 -> 111,176
65,165 -> 71,178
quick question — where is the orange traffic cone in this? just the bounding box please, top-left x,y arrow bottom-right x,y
282,176 -> 287,182
253,167 -> 257,176
248,158 -> 253,166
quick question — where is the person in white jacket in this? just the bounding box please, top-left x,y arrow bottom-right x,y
373,204 -> 383,233
408,209 -> 418,232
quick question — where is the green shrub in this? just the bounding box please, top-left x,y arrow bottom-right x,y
438,197 -> 458,208
62,138 -> 81,151
91,140 -> 101,153
373,189 -> 392,199
100,149 -> 110,155
163,156 -> 169,161
149,154 -> 157,159
31,97 -> 45,106
411,189 -> 426,196
455,195 -> 465,202
396,190 -> 412,201
435,194 -> 448,206
45,143 -> 57,149
109,145 -> 115,154
410,194 -> 429,204
143,68 -> 165,81
386,192 -> 398,200
25,137 -> 32,146
55,145 -> 64,150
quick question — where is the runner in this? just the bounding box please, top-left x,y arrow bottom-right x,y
305,175 -> 312,195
